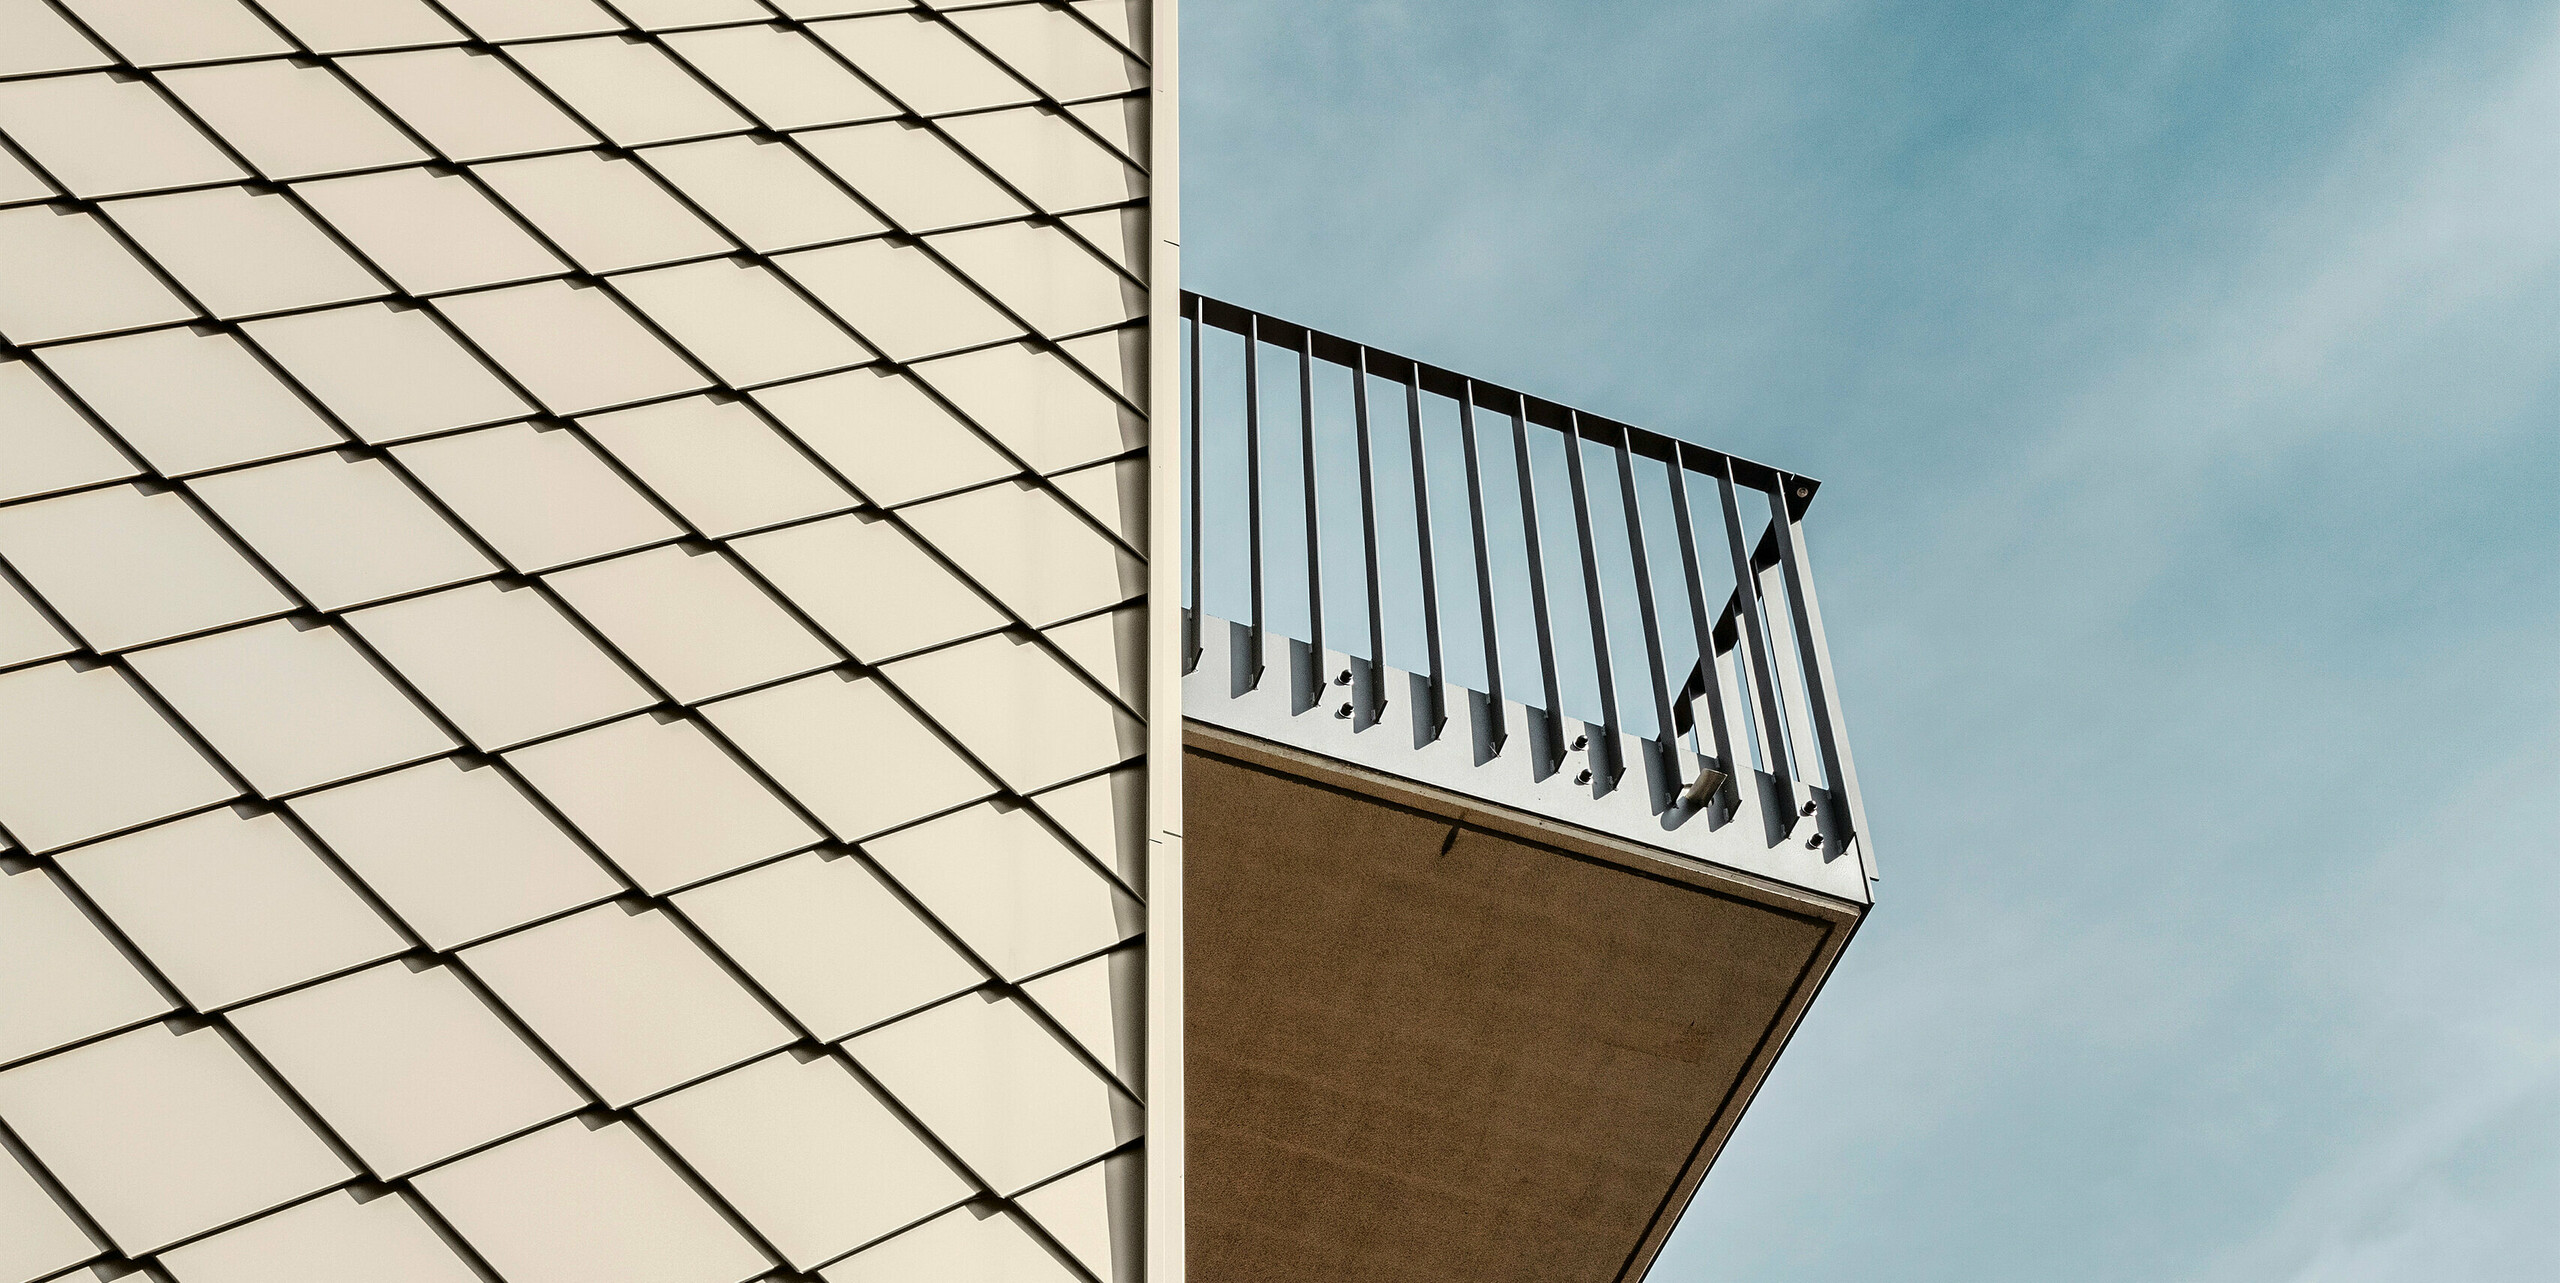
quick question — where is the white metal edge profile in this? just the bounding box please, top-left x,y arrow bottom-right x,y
1143,2 -> 1185,1281
1182,623 -> 1871,906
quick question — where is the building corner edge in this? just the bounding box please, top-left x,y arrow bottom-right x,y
1144,2 -> 1185,1281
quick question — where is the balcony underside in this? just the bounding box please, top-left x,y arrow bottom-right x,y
1183,723 -> 1862,1283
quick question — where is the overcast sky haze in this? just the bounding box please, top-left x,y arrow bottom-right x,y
1184,3 -> 2560,1279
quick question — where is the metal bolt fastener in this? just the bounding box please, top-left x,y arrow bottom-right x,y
1805,834 -> 1823,849
1335,703 -> 1352,719
1334,670 -> 1352,686
1800,799 -> 1817,817
1575,769 -> 1593,785
1570,734 -> 1588,752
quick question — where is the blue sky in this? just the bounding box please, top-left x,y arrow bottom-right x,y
1182,2 -> 2560,1279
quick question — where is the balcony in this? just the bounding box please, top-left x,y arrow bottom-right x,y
1177,294 -> 1874,1282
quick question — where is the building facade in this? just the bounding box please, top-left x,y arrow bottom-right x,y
0,3 -> 1871,1282
0,2 -> 1175,1281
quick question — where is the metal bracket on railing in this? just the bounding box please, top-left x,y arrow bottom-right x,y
1682,762 -> 1729,809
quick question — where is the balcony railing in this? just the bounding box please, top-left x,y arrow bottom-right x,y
1180,293 -> 1875,886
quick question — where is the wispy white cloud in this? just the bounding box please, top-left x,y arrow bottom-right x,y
2179,729 -> 2560,1283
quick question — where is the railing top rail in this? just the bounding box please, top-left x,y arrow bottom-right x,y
1182,291 -> 1821,513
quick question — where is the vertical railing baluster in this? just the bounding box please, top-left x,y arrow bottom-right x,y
1511,402 -> 1563,776
1560,412 -> 1621,787
1406,368 -> 1446,741
1666,455 -> 1739,812
1614,438 -> 1677,793
1769,474 -> 1872,877
1754,531 -> 1824,792
1184,301 -> 1202,673
1242,314 -> 1265,689
1297,329 -> 1324,710
1457,383 -> 1504,753
1717,605 -> 1758,785
1716,458 -> 1797,834
1352,350 -> 1386,723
